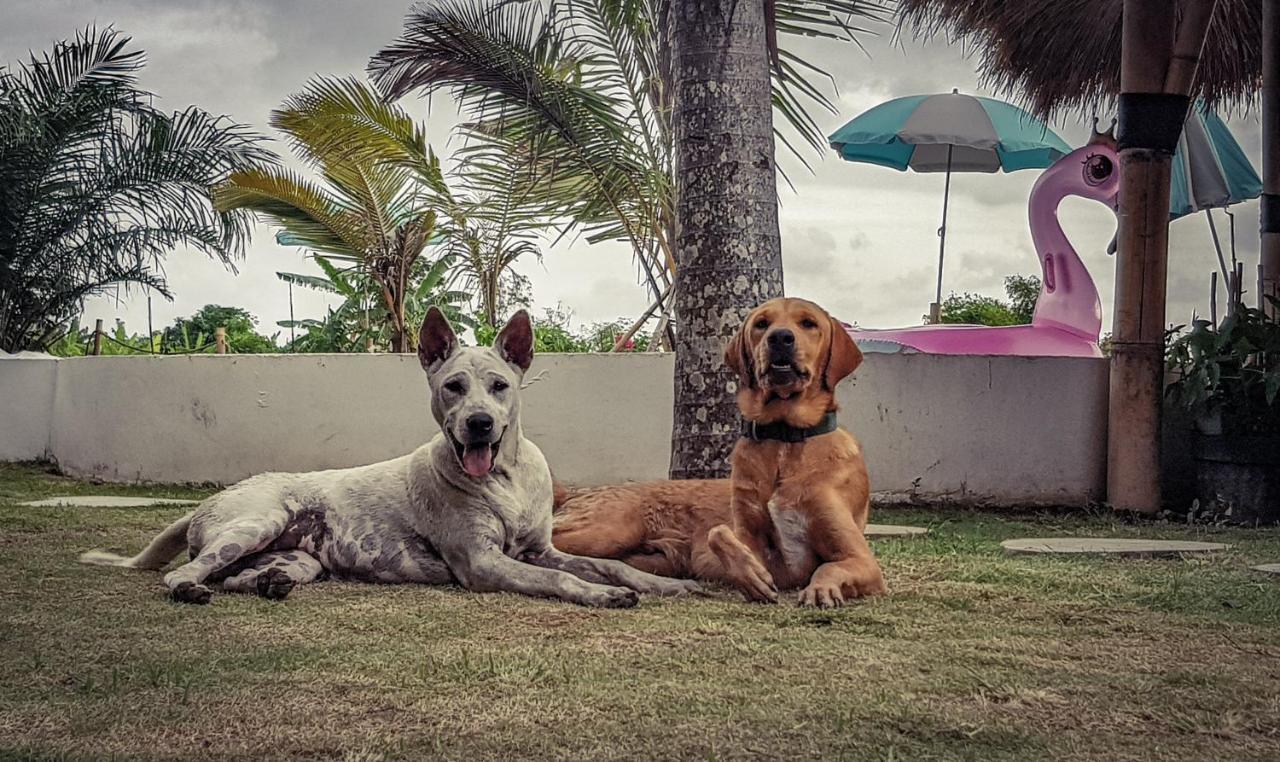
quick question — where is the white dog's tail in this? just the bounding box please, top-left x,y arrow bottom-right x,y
79,512 -> 193,570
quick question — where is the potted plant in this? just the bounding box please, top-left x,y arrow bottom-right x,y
1166,298 -> 1280,524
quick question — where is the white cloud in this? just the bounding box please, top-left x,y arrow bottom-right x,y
2,1 -> 1262,342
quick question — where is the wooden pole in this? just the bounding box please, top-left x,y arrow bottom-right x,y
1263,0 -> 1280,316
1163,0 -> 1218,94
1107,0 -> 1212,514
214,327 -> 227,355
92,319 -> 103,356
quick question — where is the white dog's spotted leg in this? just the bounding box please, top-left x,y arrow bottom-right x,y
221,551 -> 323,601
163,517 -> 286,604
522,548 -> 703,597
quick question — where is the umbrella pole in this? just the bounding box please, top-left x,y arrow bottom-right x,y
931,145 -> 954,324
1205,209 -> 1230,285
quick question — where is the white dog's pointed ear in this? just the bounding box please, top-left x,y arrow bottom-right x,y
418,307 -> 458,371
494,309 -> 534,372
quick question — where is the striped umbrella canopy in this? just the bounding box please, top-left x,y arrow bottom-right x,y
1092,103 -> 1261,304
830,90 -> 1071,172
829,90 -> 1070,320
1170,101 -> 1261,220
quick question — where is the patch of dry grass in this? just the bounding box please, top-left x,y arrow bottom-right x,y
1,462 -> 1279,760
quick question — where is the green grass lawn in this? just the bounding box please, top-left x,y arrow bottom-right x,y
1,461 -> 1278,761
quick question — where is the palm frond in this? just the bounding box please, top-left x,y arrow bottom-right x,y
276,271 -> 340,293
214,167 -> 365,259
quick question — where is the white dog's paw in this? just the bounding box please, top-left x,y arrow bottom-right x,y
652,578 -> 704,597
584,585 -> 639,609
169,581 -> 213,605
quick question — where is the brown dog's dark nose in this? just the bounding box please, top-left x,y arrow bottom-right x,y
767,329 -> 795,349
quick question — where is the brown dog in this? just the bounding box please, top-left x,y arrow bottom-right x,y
553,297 -> 886,606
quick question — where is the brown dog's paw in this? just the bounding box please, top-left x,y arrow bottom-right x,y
847,567 -> 888,598
255,568 -> 295,601
170,581 -> 213,605
851,577 -> 888,598
707,525 -> 778,603
799,581 -> 845,609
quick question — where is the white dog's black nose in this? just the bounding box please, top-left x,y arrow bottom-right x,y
466,413 -> 494,437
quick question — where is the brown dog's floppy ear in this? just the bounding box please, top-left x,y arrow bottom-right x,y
822,316 -> 863,390
418,306 -> 458,371
494,309 -> 534,373
723,322 -> 756,389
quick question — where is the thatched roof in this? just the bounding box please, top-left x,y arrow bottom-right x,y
897,0 -> 1262,119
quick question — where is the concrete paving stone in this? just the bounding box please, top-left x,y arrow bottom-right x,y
1001,537 -> 1229,557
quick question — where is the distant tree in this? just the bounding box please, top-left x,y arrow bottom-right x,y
1004,274 -> 1040,323
163,305 -> 278,354
941,275 -> 1042,327
0,27 -> 270,352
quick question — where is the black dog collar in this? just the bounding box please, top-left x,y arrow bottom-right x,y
741,411 -> 838,443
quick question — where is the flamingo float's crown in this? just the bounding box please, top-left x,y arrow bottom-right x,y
1090,116 -> 1118,148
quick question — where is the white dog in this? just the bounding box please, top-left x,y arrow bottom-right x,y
81,308 -> 698,607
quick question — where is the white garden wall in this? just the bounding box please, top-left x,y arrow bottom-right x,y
0,352 -> 1110,506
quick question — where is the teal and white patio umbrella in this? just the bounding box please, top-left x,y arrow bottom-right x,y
1097,102 -> 1261,301
829,90 -> 1071,319
1170,102 -> 1262,297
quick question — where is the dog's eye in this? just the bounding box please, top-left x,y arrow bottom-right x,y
492,379 -> 509,393
754,318 -> 769,330
800,318 -> 819,329
444,380 -> 465,395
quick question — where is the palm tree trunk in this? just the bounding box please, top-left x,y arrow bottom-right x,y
668,0 -> 784,479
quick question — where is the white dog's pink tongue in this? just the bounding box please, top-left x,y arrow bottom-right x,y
462,445 -> 493,478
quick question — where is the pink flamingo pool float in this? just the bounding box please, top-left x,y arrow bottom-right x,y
846,131 -> 1120,358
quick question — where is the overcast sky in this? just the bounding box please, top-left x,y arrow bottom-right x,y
3,0 -> 1264,340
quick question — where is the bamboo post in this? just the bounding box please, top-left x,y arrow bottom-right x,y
1210,271 -> 1218,326
214,327 -> 227,355
1107,0 -> 1214,515
91,319 -> 103,356
1263,1 -> 1280,316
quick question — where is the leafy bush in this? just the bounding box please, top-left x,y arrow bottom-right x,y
940,275 -> 1041,326
472,306 -> 649,353
1166,298 -> 1280,435
278,254 -> 473,353
45,306 -> 278,356
46,320 -> 160,356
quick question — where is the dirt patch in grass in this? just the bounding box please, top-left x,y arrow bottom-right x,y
1,462 -> 1279,760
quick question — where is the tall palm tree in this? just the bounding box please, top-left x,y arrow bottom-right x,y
0,27 -> 269,352
214,77 -> 447,352
667,0 -> 784,478
217,77 -> 545,351
369,0 -> 884,335
371,0 -> 884,477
